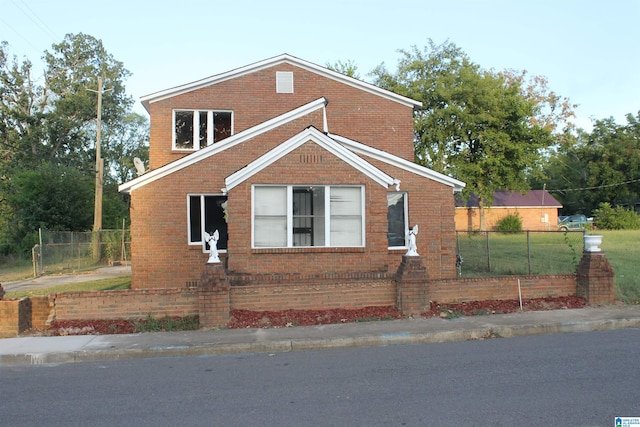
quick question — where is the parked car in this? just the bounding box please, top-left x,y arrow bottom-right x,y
558,214 -> 592,231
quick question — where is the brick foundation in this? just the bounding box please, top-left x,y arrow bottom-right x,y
576,251 -> 615,305
198,263 -> 230,327
396,256 -> 429,315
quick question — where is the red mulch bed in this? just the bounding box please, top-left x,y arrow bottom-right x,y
37,296 -> 587,336
423,295 -> 587,318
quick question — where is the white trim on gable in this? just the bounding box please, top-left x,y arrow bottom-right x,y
140,54 -> 422,111
328,133 -> 466,192
224,127 -> 397,192
119,98 -> 328,194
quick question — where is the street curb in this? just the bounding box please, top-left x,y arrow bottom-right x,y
2,317 -> 639,366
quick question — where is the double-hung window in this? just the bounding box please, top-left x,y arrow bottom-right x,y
188,195 -> 228,252
387,192 -> 408,248
253,185 -> 364,248
174,110 -> 233,150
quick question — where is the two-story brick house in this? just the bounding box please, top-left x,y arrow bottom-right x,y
119,54 -> 465,291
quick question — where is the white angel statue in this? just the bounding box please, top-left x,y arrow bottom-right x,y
405,224 -> 419,256
204,229 -> 220,263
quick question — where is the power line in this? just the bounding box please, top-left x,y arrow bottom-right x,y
0,16 -> 42,52
547,178 -> 640,193
9,0 -> 59,46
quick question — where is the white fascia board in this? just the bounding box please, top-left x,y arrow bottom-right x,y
118,98 -> 328,194
225,127 -> 397,192
140,54 -> 422,111
329,133 -> 466,192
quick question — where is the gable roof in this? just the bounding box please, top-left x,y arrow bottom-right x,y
140,53 -> 422,112
119,98 -> 465,195
225,127 -> 398,192
118,98 -> 328,194
329,134 -> 466,192
456,190 -> 562,208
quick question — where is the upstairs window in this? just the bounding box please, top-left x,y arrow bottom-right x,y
174,110 -> 233,150
253,185 -> 364,248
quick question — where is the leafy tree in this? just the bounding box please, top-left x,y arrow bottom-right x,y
102,112 -> 149,184
326,59 -> 361,79
0,162 -> 94,254
540,113 -> 640,215
371,40 -> 560,228
0,34 -> 133,169
0,34 -> 143,254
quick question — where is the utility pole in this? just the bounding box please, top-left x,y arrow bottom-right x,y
93,75 -> 104,233
88,76 -> 111,261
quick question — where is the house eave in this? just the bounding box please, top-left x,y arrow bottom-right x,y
119,97 -> 328,194
329,133 -> 466,191
224,127 -> 397,192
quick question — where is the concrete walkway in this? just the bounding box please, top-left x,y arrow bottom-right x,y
1,304 -> 638,366
2,265 -> 131,293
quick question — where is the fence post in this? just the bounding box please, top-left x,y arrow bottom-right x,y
38,228 -> 44,274
485,232 -> 491,272
527,231 -> 532,275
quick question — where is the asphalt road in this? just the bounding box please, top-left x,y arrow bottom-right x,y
1,328 -> 638,426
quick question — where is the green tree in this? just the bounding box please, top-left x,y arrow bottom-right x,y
540,113 -> 640,215
326,59 -> 361,79
102,112 -> 149,184
0,34 -> 142,254
371,40 -> 559,228
0,34 -> 133,169
1,162 -> 94,253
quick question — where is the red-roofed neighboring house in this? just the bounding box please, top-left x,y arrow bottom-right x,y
455,190 -> 562,231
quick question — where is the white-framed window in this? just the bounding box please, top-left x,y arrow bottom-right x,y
253,185 -> 364,248
174,110 -> 233,150
188,194 -> 228,252
387,192 -> 408,248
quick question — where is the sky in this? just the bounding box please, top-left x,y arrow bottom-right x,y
2,0 -> 639,131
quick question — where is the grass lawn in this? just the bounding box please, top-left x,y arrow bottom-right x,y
5,276 -> 130,299
599,230 -> 640,304
457,229 -> 639,304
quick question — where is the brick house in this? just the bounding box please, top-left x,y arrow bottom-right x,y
119,54 -> 465,290
455,190 -> 562,231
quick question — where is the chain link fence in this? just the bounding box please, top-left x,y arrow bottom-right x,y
455,230 -> 585,277
32,229 -> 131,276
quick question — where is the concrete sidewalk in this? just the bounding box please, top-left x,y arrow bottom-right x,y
1,305 -> 639,366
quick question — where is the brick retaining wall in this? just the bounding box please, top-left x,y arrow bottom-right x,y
48,288 -> 199,322
38,274 -> 577,325
429,274 -> 577,304
1,249 -> 614,336
0,299 -> 31,338
230,279 -> 397,312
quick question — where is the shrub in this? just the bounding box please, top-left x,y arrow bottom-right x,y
495,213 -> 523,232
593,202 -> 640,230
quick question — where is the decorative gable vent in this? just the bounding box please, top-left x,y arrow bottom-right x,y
276,71 -> 294,93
